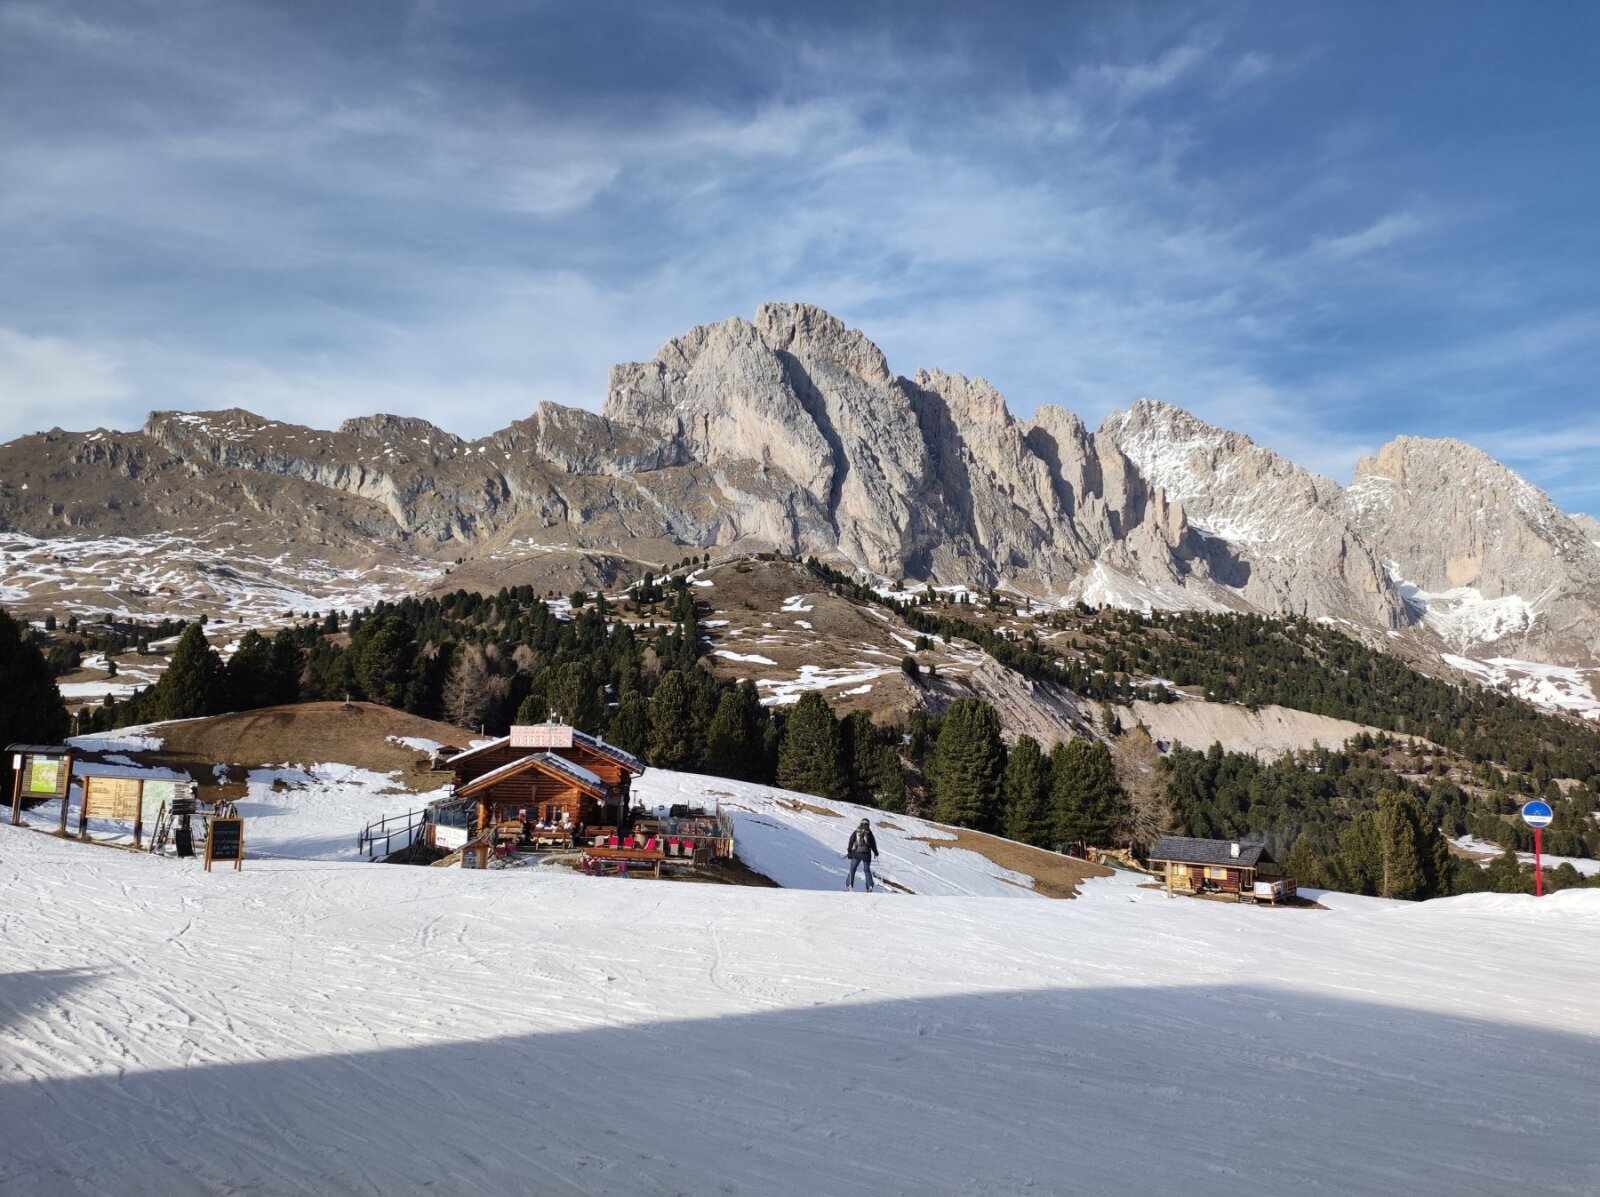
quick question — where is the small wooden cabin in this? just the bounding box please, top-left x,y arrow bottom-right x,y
1149,836 -> 1292,903
445,722 -> 645,840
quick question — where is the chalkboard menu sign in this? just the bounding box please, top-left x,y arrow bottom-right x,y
205,818 -> 245,871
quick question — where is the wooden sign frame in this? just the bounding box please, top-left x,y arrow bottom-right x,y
205,817 -> 245,872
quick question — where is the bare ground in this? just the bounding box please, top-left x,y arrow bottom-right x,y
909,829 -> 1113,899
104,702 -> 473,800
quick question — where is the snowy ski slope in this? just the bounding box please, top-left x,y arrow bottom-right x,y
2,772 -> 1598,1196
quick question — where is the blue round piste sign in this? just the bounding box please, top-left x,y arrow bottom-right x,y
1521,800 -> 1554,829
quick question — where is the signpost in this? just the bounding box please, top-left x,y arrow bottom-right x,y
7,745 -> 73,828
205,817 -> 245,872
1521,800 -> 1554,897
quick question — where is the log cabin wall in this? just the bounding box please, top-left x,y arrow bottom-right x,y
474,774 -> 596,829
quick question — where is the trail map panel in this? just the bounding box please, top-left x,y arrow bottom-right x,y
24,757 -> 69,798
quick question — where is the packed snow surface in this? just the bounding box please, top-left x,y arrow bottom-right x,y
3,769 -> 1598,1196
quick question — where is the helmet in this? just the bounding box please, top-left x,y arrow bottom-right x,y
859,819 -> 870,827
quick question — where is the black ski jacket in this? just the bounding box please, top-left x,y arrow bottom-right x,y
847,828 -> 878,860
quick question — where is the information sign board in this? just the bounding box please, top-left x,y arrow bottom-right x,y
83,776 -> 143,821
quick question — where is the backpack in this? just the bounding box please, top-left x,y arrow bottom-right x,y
850,828 -> 871,856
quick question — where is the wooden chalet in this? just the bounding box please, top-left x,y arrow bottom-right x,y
445,722 -> 645,845
1149,836 -> 1295,904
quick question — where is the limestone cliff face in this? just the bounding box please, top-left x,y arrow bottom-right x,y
1344,437 -> 1600,660
1098,400 -> 1409,628
2,303 -> 1593,666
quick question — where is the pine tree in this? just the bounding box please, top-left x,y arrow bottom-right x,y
929,697 -> 1004,830
706,683 -> 764,781
224,629 -> 274,712
648,669 -> 697,771
349,612 -> 414,707
547,660 -> 603,731
1001,733 -> 1053,846
1375,789 -> 1428,900
606,692 -> 650,758
776,692 -> 847,799
1049,738 -> 1122,847
267,630 -> 303,705
0,607 -> 70,792
147,622 -> 223,721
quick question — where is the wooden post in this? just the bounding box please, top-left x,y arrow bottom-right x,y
132,778 -> 144,850
57,758 -> 71,837
8,756 -> 23,827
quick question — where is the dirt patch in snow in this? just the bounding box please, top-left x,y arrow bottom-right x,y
908,829 -> 1112,899
126,702 -> 471,798
778,798 -> 841,818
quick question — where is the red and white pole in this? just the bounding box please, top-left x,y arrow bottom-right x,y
1533,826 -> 1543,897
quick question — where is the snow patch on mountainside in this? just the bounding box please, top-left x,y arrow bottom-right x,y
1390,568 -> 1537,649
0,531 -> 443,624
1071,561 -> 1226,614
1442,654 -> 1600,721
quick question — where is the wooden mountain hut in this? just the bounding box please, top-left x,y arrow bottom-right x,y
1148,836 -> 1294,903
444,722 -> 645,845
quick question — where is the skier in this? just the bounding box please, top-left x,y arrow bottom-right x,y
845,818 -> 878,892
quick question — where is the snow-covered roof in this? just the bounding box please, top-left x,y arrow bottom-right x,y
569,727 -> 645,774
442,734 -> 512,767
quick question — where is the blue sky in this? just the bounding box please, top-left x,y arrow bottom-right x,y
2,1 -> 1597,511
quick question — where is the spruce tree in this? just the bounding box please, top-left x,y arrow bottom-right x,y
648,669 -> 697,771
706,683 -> 764,781
349,612 -> 414,708
1000,733 -> 1053,846
776,691 -> 847,799
0,608 -> 70,792
224,629 -> 274,712
147,622 -> 223,721
606,692 -> 650,758
1374,789 -> 1428,900
929,697 -> 1004,830
1049,738 -> 1122,847
547,660 -> 604,731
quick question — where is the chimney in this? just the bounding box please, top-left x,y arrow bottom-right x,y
1229,842 -> 1240,858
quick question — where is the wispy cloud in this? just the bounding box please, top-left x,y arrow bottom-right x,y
0,2 -> 1594,512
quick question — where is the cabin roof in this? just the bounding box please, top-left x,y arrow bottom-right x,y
445,724 -> 644,775
456,751 -> 611,800
1149,836 -> 1270,868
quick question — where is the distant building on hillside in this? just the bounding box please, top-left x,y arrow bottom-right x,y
1148,835 -> 1296,904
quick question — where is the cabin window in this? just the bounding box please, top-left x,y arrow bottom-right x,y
1206,866 -> 1227,880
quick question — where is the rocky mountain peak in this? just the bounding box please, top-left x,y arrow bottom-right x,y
754,302 -> 892,388
338,414 -> 462,446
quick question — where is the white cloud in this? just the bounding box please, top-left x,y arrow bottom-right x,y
0,327 -> 131,434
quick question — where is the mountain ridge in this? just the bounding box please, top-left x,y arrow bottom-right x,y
2,301 -> 1597,669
